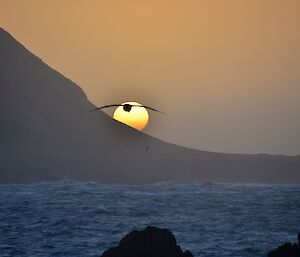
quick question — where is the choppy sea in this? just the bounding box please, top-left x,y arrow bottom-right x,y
0,180 -> 299,257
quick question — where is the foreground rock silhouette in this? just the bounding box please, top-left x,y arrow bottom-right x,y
100,226 -> 193,257
268,232 -> 300,257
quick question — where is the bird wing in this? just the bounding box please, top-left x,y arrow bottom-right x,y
137,105 -> 165,114
89,104 -> 122,112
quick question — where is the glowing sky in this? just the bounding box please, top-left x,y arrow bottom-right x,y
1,0 -> 299,155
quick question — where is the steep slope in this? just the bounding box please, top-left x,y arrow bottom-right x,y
0,28 -> 299,184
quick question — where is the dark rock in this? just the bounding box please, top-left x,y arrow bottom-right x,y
268,232 -> 300,257
100,226 -> 194,257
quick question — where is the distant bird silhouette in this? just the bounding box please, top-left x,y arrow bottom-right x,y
89,104 -> 165,114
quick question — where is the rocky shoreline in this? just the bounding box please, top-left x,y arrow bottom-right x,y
100,226 -> 193,257
268,232 -> 300,257
100,227 -> 300,257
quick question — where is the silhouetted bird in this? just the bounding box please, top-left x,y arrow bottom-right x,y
89,104 -> 165,114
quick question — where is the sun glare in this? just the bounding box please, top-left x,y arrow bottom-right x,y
113,102 -> 149,130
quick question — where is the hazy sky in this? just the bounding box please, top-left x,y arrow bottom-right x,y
1,0 -> 299,155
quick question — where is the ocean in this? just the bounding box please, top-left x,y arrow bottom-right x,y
0,180 -> 299,257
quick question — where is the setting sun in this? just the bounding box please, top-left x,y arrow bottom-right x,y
113,101 -> 149,130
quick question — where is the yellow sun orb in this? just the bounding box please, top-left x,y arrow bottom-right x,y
113,102 -> 149,130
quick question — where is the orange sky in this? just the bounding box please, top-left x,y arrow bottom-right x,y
1,0 -> 299,155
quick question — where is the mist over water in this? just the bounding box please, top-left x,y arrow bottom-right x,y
0,180 -> 299,257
